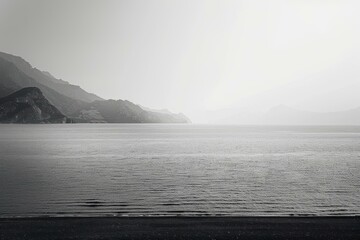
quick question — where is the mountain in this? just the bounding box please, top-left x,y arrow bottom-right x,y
73,100 -> 190,123
213,105 -> 360,125
0,56 -> 86,115
0,52 -> 102,103
0,52 -> 190,123
0,87 -> 67,123
261,105 -> 360,125
140,105 -> 191,123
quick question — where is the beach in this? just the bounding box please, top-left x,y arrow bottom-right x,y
1,217 -> 359,240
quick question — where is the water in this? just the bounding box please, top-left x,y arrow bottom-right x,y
0,124 -> 359,217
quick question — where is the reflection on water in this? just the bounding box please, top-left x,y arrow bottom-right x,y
0,124 -> 359,217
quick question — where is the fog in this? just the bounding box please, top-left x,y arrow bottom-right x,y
1,0 -> 359,123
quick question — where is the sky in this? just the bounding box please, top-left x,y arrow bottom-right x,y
0,0 -> 359,122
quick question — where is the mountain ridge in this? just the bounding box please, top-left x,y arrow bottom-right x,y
0,56 -> 86,115
0,87 -> 68,123
73,99 -> 189,123
262,104 -> 360,125
0,52 -> 103,103
0,51 -> 190,124
212,105 -> 360,125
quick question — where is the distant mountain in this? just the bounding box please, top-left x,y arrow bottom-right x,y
0,56 -> 86,115
0,52 -> 190,124
0,87 -> 67,123
214,105 -> 360,125
0,52 -> 102,103
261,105 -> 360,125
140,105 -> 191,123
73,100 -> 189,123
140,105 -> 173,114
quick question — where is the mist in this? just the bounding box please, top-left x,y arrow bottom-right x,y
1,0 -> 359,123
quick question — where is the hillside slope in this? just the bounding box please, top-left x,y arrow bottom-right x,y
0,52 -> 190,124
0,57 -> 85,115
0,87 -> 67,123
0,52 -> 102,103
73,100 -> 190,123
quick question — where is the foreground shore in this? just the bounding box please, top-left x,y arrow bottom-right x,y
0,217 -> 359,240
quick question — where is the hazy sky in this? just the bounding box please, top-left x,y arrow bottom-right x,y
1,0 -> 359,122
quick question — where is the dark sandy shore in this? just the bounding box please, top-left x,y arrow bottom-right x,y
0,217 -> 359,240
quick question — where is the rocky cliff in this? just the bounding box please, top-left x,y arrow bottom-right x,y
0,87 -> 68,123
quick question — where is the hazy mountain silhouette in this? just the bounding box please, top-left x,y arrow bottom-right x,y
212,105 -> 360,125
74,100 -> 190,123
0,52 -> 190,123
140,105 -> 191,123
0,52 -> 102,103
261,105 -> 360,125
0,56 -> 86,115
0,87 -> 67,123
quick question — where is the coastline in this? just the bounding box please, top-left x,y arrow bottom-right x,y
1,216 -> 359,240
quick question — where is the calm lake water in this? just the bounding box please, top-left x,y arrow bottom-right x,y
0,124 -> 359,217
